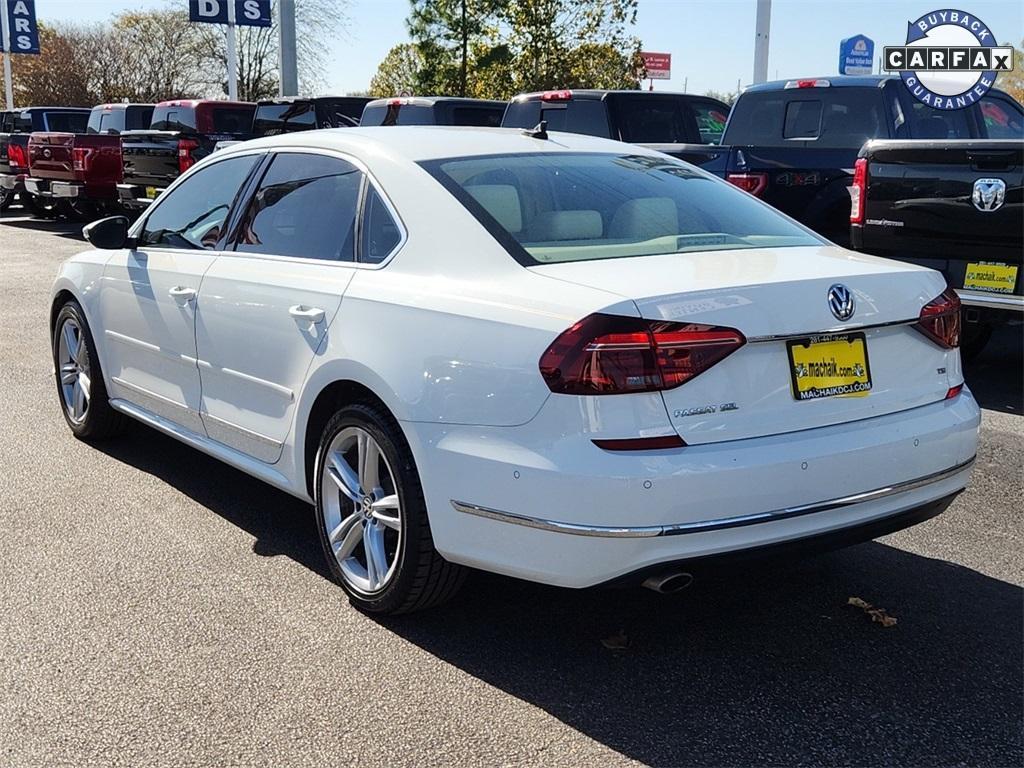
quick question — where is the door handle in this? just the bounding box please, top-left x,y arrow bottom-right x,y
168,286 -> 196,303
289,305 -> 325,324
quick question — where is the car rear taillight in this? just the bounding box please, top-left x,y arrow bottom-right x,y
539,313 -> 746,395
541,90 -> 573,101
72,147 -> 93,173
7,142 -> 26,169
915,287 -> 961,349
850,157 -> 867,224
178,138 -> 200,173
726,172 -> 768,197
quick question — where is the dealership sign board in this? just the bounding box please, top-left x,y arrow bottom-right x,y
0,0 -> 39,54
189,0 -> 272,28
641,52 -> 672,80
839,34 -> 874,75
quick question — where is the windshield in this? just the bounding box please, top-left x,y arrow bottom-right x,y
421,152 -> 821,265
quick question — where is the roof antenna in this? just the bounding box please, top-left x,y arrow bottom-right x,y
523,120 -> 548,140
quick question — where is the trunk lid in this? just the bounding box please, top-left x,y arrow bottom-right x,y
531,245 -> 956,444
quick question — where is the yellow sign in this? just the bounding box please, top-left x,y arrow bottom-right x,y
964,262 -> 1018,294
788,333 -> 872,401
145,186 -> 159,200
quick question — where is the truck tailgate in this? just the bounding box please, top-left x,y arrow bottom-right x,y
121,131 -> 180,187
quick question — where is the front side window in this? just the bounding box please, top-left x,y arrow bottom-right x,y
140,154 -> 259,250
235,153 -> 362,261
423,152 -> 821,265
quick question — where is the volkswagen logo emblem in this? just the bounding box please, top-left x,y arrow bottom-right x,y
828,284 -> 855,321
972,178 -> 1005,212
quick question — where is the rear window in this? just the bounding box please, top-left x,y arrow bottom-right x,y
725,87 -> 887,148
209,106 -> 254,134
360,103 -> 436,126
907,101 -> 972,139
422,152 -> 820,266
451,106 -> 504,127
691,101 -> 730,143
44,111 -> 88,133
611,97 -> 698,143
151,106 -> 196,132
253,103 -> 316,135
501,99 -> 610,137
88,108 -> 150,134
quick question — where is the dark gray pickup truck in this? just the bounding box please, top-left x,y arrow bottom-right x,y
850,138 -> 1023,357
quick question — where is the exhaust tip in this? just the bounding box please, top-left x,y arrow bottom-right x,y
642,571 -> 693,594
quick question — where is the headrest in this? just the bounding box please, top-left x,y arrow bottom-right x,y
530,210 -> 603,242
466,184 -> 522,233
609,197 -> 679,240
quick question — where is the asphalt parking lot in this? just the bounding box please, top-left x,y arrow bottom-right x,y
1,207 -> 1021,767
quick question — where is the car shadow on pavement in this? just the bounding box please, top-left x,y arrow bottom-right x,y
94,421 -> 1022,767
1,214 -> 86,240
964,324 -> 1023,415
382,549 -> 1023,766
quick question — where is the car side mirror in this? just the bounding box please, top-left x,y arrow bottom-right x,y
83,216 -> 134,250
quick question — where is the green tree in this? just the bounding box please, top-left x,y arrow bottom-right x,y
369,43 -> 424,96
407,0 -> 500,96
703,89 -> 738,107
996,40 -> 1023,105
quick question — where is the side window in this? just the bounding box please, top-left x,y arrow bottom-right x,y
691,101 -> 730,144
235,153 -> 362,261
783,100 -> 821,139
360,186 -> 401,264
980,96 -> 1024,139
140,155 -> 259,250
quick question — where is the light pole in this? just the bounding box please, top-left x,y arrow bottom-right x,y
279,0 -> 298,96
753,0 -> 771,84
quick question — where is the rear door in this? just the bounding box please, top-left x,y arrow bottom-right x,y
98,153 -> 261,433
194,151 -> 367,462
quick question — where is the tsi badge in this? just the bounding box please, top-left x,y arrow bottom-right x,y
884,9 -> 1013,109
972,178 -> 1006,212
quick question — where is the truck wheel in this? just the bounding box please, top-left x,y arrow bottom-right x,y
0,186 -> 11,211
22,192 -> 56,218
57,198 -> 99,223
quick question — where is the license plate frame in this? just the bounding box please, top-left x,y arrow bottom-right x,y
963,261 -> 1018,294
787,332 -> 872,401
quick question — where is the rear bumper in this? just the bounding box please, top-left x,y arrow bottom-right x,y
409,390 -> 981,588
0,172 -> 24,192
24,178 -> 82,198
116,183 -> 159,208
957,289 -> 1023,314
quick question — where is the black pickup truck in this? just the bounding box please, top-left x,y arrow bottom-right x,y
118,99 -> 255,210
500,90 -> 731,167
1,106 -> 90,213
850,139 -> 1022,357
254,96 -> 372,133
714,75 -> 1023,246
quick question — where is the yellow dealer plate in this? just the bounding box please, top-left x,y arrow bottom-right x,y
963,262 -> 1018,294
145,186 -> 159,200
788,333 -> 872,401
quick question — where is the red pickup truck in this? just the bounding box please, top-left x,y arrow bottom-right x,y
23,103 -> 153,219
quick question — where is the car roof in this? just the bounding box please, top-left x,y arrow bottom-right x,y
364,96 -> 507,108
18,106 -> 91,112
257,96 -> 372,106
511,89 -> 710,101
743,75 -> 895,93
219,125 -> 661,163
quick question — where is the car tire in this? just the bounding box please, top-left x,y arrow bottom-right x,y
0,186 -> 11,211
22,192 -> 56,218
52,300 -> 128,440
314,402 -> 465,614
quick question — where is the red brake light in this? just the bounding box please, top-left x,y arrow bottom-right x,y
7,142 -> 26,169
539,313 -> 746,395
915,288 -> 961,349
785,79 -> 831,89
726,172 -> 768,197
945,384 -> 963,400
177,137 -> 200,173
850,157 -> 868,224
541,90 -> 572,101
72,147 -> 93,173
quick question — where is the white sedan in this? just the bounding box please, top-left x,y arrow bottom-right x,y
50,127 -> 980,613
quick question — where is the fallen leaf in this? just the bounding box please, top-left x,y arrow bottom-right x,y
601,629 -> 629,650
847,596 -> 898,627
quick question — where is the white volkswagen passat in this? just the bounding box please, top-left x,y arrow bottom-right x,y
50,127 -> 980,613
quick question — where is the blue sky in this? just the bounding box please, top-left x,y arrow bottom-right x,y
32,0 -> 1024,95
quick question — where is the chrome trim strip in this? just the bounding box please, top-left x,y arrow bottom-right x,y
957,289 -> 1023,312
195,358 -> 294,400
451,456 -> 975,538
105,330 -> 197,366
746,318 -> 917,344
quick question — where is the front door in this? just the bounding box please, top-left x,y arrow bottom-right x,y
194,152 -> 365,462
97,153 -> 261,433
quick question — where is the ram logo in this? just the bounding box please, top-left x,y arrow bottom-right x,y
972,178 -> 1005,212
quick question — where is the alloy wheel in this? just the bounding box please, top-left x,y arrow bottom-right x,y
57,318 -> 91,424
320,426 -> 403,595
